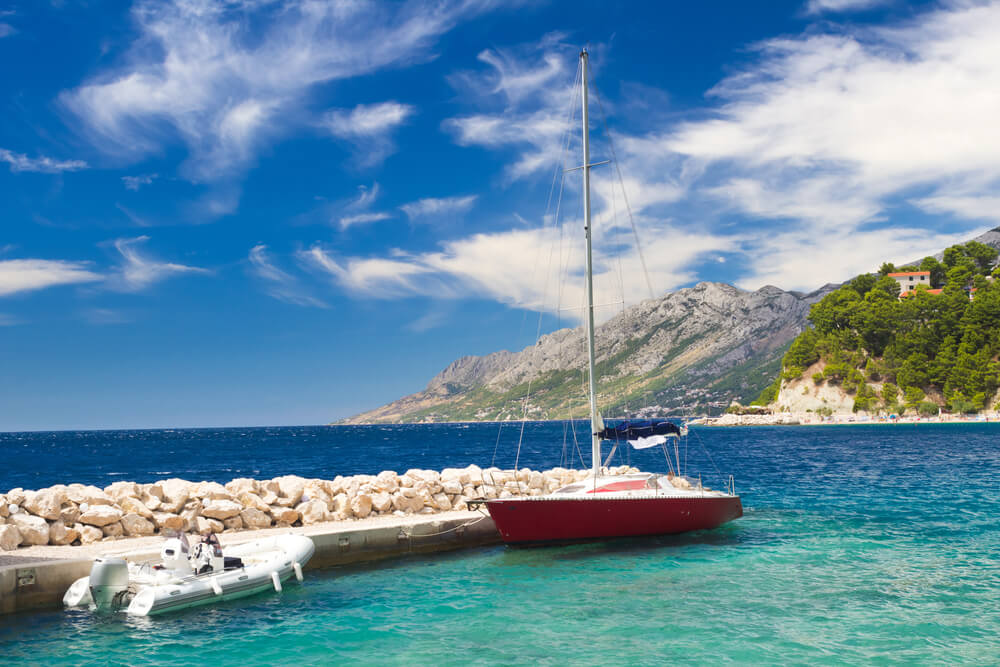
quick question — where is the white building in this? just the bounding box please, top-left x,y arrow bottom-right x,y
888,271 -> 930,295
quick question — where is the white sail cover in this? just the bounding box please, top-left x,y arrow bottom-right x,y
629,434 -> 668,450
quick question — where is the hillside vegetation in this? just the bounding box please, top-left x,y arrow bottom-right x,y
756,242 -> 1000,415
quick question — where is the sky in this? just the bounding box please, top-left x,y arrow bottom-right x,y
2,0 -> 999,431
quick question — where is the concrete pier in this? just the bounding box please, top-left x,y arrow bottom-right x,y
0,510 -> 498,616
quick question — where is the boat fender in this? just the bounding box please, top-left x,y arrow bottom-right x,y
63,576 -> 93,607
211,577 -> 223,596
270,571 -> 282,593
293,562 -> 303,582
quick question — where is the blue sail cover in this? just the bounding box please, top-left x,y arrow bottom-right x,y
596,420 -> 681,441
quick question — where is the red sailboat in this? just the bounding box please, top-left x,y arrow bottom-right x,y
483,51 -> 742,545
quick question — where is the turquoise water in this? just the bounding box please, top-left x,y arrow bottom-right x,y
2,424 -> 999,664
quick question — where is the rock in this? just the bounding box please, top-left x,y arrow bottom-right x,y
240,508 -> 271,530
303,480 -> 332,506
272,475 -> 307,507
48,520 -> 80,545
375,470 -> 399,493
440,468 -> 471,485
452,498 -> 468,511
141,494 -> 162,511
432,493 -> 452,511
528,471 -> 544,490
350,493 -> 373,519
222,515 -> 243,532
196,516 -> 224,533
66,484 -> 114,506
225,478 -> 258,496
260,490 -> 279,505
121,513 -> 155,536
0,525 -> 22,550
101,521 -> 124,539
180,499 -> 203,527
158,479 -> 191,512
23,487 -> 69,520
201,499 -> 243,520
269,506 -> 300,525
398,474 -> 415,488
371,492 -> 392,513
297,500 -> 329,525
330,494 -> 352,520
192,481 -> 233,501
5,488 -> 25,506
59,503 -> 81,525
76,523 -> 103,544
441,480 -> 463,495
0,497 -> 7,517
10,514 -> 49,545
78,505 -> 123,527
144,482 -> 165,501
119,496 -> 154,519
105,481 -> 142,502
237,492 -> 270,513
152,512 -> 186,533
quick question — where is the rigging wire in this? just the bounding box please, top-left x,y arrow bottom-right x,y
510,59 -> 582,476
587,67 -> 656,302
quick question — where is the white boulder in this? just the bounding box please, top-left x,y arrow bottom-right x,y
0,524 -> 22,550
121,513 -> 155,536
201,499 -> 243,520
10,514 -> 50,545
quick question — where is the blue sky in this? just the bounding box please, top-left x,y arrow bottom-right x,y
2,0 -> 996,431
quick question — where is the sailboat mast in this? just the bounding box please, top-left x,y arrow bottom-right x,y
580,50 -> 601,477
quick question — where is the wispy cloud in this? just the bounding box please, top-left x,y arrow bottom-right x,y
804,0 -> 889,15
301,217 -> 725,320
444,33 -> 578,181
0,313 -> 24,326
122,174 -> 157,190
339,212 -> 393,229
0,148 -> 87,173
82,308 -> 131,325
0,23 -> 15,38
0,259 -> 102,297
400,194 -> 478,220
106,236 -> 209,292
63,0 -> 498,187
248,244 -> 327,308
320,102 -> 414,166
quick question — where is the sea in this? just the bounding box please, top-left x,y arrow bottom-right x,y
1,422 -> 998,665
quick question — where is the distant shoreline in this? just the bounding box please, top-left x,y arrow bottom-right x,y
694,412 -> 1000,427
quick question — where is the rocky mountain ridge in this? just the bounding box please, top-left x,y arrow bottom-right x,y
341,281 -> 831,423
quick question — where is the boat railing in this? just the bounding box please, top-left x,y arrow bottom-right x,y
726,475 -> 736,496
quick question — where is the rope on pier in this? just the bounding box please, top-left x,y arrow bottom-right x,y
402,515 -> 490,539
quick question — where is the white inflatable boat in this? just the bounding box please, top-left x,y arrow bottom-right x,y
63,533 -> 315,616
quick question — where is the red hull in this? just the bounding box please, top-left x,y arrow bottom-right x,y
486,495 -> 743,545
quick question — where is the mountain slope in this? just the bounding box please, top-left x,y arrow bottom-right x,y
340,281 -> 830,423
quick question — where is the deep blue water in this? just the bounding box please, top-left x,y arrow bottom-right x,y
2,423 -> 999,664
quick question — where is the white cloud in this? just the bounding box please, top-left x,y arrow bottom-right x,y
339,212 -> 392,229
63,0 -> 495,184
0,23 -> 15,38
915,194 -> 1000,224
0,148 -> 87,173
804,0 -> 889,15
350,182 -> 381,209
0,313 -> 23,326
248,244 -> 327,307
106,236 -> 209,292
400,194 -> 478,219
321,102 -> 413,138
82,308 -> 131,325
302,218 -> 726,320
737,226 -> 975,292
0,259 -> 102,296
321,102 -> 414,166
122,173 -> 157,190
444,34 -> 579,181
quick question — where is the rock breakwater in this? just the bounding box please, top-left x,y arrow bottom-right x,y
0,465 -> 639,550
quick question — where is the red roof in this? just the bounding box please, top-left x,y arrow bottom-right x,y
900,288 -> 942,298
888,271 -> 930,277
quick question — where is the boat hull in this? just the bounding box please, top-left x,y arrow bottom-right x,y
485,495 -> 743,545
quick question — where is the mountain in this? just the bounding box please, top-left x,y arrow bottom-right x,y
340,281 -> 831,424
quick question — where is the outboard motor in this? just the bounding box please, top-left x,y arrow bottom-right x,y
88,557 -> 129,611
